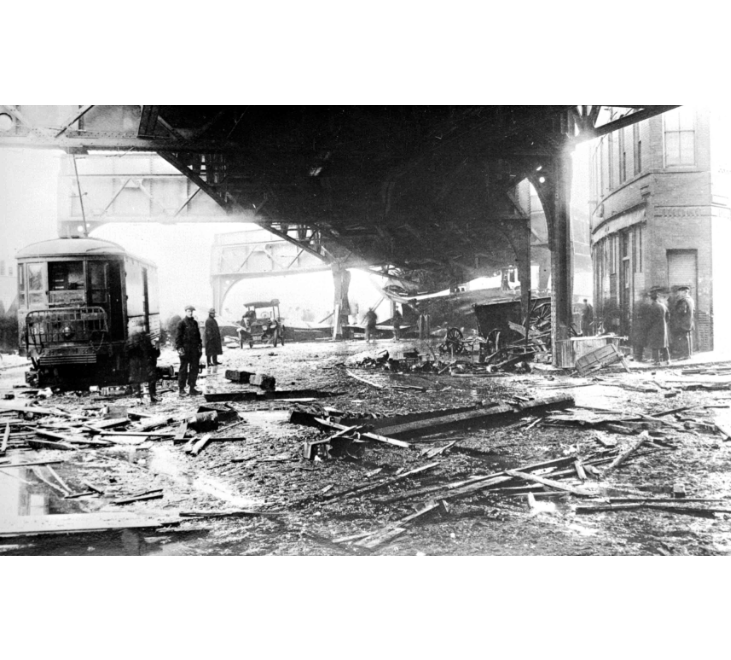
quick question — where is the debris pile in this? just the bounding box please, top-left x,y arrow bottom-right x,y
346,346 -> 535,378
0,396 -> 246,462
290,393 -> 576,461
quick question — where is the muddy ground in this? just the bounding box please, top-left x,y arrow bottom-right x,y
2,337 -> 731,556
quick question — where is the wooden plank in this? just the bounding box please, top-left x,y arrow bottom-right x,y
46,465 -> 72,493
574,460 -> 587,481
139,415 -> 175,431
329,463 -> 440,501
398,500 -> 445,525
178,509 -> 283,519
355,527 -> 406,549
27,438 -> 75,451
607,498 -> 728,504
713,419 -> 731,440
505,470 -> 595,497
174,420 -> 188,442
112,491 -> 164,505
314,418 -> 413,449
604,433 -> 650,474
0,403 -> 57,416
376,405 -> 515,437
100,435 -> 149,446
0,512 -> 165,538
82,479 -> 105,495
445,475 -> 514,500
89,417 -> 130,430
346,368 -> 385,389
30,467 -> 69,495
63,490 -> 98,499
593,431 -> 618,448
189,434 -> 212,457
1,422 -> 9,455
0,460 -> 66,469
103,431 -> 176,437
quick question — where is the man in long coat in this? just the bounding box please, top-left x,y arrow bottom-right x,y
631,293 -> 650,362
670,286 -> 695,360
392,308 -> 403,341
126,319 -> 160,403
581,299 -> 594,336
175,304 -> 202,397
204,307 -> 223,370
646,291 -> 670,365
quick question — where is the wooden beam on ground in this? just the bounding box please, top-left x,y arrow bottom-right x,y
376,394 -> 574,438
328,462 -> 440,501
112,490 -> 164,505
0,460 -> 66,469
27,438 -> 75,451
505,470 -> 595,497
0,512 -> 167,538
314,417 -> 413,449
178,509 -> 284,519
604,433 -> 649,474
189,434 -> 213,457
1,422 -> 9,455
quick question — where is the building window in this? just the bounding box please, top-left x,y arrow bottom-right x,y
619,129 -> 627,183
664,107 -> 695,166
633,225 -> 644,273
0,260 -> 4,276
633,124 -> 642,175
608,135 -> 614,190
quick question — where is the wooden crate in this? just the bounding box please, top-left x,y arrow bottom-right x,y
575,343 -> 627,376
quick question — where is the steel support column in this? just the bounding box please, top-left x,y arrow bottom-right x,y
332,264 -> 352,339
532,145 -> 574,366
549,149 -> 574,363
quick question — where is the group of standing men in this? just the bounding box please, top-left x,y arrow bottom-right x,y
174,305 -> 223,397
632,286 -> 695,365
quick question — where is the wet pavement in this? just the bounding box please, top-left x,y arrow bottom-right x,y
3,337 -> 731,555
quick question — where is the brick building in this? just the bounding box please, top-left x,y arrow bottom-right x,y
589,105 -> 731,353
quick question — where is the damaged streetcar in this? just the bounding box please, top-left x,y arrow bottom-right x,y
16,237 -> 160,388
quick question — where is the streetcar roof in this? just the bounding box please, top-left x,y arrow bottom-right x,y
16,237 -> 155,267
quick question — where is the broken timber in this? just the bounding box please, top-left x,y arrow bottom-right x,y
504,470 -> 595,497
314,418 -> 412,449
204,390 -> 339,403
0,512 -> 171,538
0,422 -> 8,455
363,394 -> 574,439
604,433 -> 650,474
326,462 -> 440,501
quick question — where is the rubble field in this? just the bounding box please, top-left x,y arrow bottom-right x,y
2,338 -> 731,556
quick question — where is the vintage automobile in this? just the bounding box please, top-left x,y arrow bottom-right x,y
236,299 -> 286,348
16,236 -> 160,388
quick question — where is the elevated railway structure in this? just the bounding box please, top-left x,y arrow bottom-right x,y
0,105 -> 679,362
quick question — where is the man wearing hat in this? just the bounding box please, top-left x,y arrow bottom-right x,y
670,286 -> 695,360
204,307 -> 223,372
646,289 -> 670,365
175,305 -> 203,397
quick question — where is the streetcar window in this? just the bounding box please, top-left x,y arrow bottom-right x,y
88,262 -> 108,304
49,261 -> 85,291
27,263 -> 44,305
18,264 -> 25,306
